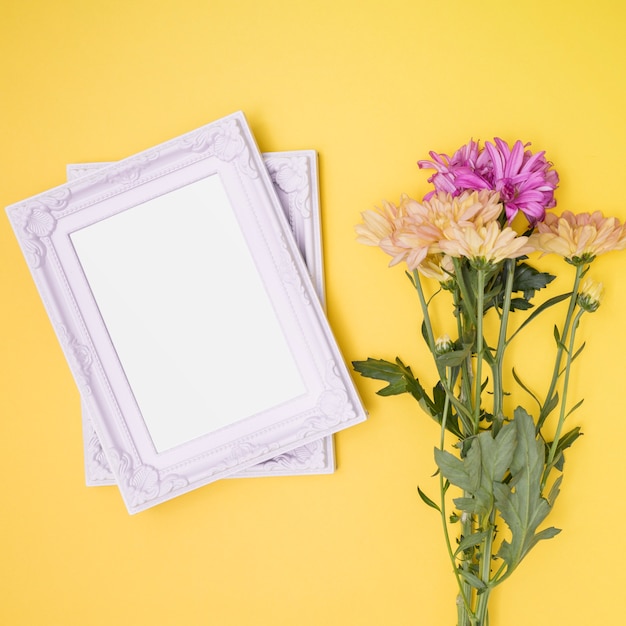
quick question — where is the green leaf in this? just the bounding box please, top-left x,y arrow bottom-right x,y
547,426 -> 583,471
453,495 -> 491,516
352,357 -> 408,391
565,398 -> 584,419
435,343 -> 472,368
512,368 -> 541,410
529,526 -> 561,546
437,424 -> 517,519
479,421 -> 516,486
507,292 -> 571,343
547,475 -> 563,507
455,530 -> 491,556
486,261 -> 555,314
496,407 -> 561,572
417,486 -> 441,512
556,426 -> 583,454
432,382 -> 462,438
509,297 -> 533,311
352,357 -> 464,438
537,391 -> 560,429
434,447 -> 475,493
458,568 -> 487,591
352,357 -> 431,405
511,262 -> 555,300
571,341 -> 586,362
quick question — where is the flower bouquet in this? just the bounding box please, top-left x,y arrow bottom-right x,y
353,138 -> 626,625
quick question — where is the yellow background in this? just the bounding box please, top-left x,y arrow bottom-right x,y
1,1 -> 624,624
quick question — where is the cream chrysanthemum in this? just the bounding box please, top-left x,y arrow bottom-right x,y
440,221 -> 534,268
530,211 -> 626,264
417,254 -> 455,284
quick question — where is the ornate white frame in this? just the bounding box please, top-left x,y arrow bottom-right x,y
67,151 -> 335,483
6,112 -> 366,513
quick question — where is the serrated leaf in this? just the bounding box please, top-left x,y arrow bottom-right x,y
508,297 -> 533,311
479,421 -> 516,486
376,379 -> 409,396
512,262 -> 555,299
525,526 -> 561,553
352,358 -> 410,391
434,448 -> 474,493
437,425 -> 517,520
352,357 -> 465,438
496,407 -> 559,572
453,494 -> 491,516
486,261 -> 555,314
352,357 -> 433,408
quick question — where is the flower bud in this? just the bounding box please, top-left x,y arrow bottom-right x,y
435,334 -> 454,355
577,277 -> 603,313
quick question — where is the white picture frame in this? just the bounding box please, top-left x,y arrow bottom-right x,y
67,151 -> 335,483
6,112 -> 366,513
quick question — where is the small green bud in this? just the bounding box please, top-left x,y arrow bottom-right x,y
435,334 -> 454,355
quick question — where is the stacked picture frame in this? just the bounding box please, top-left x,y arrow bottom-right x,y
6,112 -> 366,513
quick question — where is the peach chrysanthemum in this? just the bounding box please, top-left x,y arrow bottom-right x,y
355,198 -> 405,247
440,221 -> 534,268
404,189 -> 503,238
355,196 -> 419,266
356,190 -> 504,270
530,211 -> 626,264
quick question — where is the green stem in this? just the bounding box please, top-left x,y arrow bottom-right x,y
474,514 -> 495,625
437,370 -> 474,625
492,259 -> 516,425
473,269 -> 485,434
542,307 -> 585,487
538,264 -> 585,430
413,271 -> 478,624
412,271 -> 474,429
452,258 -> 478,329
412,270 -> 437,352
453,286 -> 473,426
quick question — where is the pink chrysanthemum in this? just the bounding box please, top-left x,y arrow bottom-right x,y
418,138 -> 559,224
